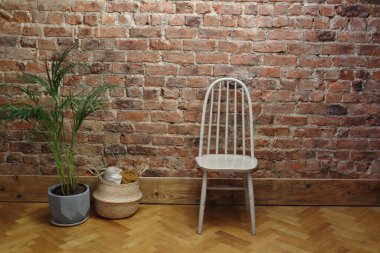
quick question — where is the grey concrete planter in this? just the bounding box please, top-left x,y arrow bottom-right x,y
48,183 -> 90,226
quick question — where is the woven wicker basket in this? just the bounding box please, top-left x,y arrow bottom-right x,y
93,177 -> 142,219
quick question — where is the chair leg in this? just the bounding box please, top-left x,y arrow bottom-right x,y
247,172 -> 256,235
197,171 -> 208,234
243,174 -> 249,212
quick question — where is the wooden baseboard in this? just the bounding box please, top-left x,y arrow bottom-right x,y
0,176 -> 379,206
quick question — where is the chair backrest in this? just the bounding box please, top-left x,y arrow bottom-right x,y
198,77 -> 254,158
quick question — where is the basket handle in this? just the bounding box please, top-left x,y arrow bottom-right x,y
88,168 -> 105,181
138,165 -> 149,176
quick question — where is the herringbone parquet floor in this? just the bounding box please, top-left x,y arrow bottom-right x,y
0,203 -> 379,253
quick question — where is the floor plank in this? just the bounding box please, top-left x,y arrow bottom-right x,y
0,203 -> 379,253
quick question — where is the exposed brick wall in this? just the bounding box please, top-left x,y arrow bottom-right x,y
0,0 -> 379,178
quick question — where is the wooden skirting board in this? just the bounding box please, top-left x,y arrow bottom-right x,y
0,175 -> 379,206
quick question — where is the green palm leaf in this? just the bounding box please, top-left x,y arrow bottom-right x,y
0,41 -> 115,195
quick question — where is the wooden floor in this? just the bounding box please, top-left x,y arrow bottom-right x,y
0,203 -> 379,253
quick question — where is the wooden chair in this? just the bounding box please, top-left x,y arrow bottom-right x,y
196,77 -> 257,235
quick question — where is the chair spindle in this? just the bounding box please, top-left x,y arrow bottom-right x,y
207,87 -> 214,155
234,82 -> 237,155
215,83 -> 221,154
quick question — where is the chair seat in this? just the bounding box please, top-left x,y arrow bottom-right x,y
196,154 -> 258,172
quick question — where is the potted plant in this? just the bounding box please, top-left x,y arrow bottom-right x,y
0,42 -> 115,226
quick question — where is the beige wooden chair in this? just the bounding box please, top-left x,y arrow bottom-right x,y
196,77 -> 257,235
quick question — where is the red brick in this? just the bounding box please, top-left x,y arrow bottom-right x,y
152,136 -> 184,146
107,2 -> 137,12
37,0 -> 70,11
143,89 -> 160,100
203,15 -> 219,26
146,65 -> 177,76
233,30 -> 265,41
150,39 -> 182,50
97,28 -> 127,38
176,2 -> 193,13
309,116 -> 342,126
121,134 -> 151,145
296,104 -> 328,115
231,54 -> 260,65
268,29 -> 302,40
78,27 -> 94,38
359,45 -> 380,56
163,52 -> 194,64
188,77 -> 208,88
130,28 -> 161,38
166,28 -> 197,39
299,56 -> 331,68
237,16 -> 255,28
285,69 -> 313,79
273,139 -> 302,149
0,60 -> 21,71
47,12 -> 64,24
368,140 -> 380,150
220,16 -> 236,27
185,16 -> 201,27
140,2 -> 159,12
145,76 -> 165,87
256,16 -> 273,28
179,65 -> 212,76
117,111 -> 149,122
65,14 -> 82,25
14,11 -> 32,23
44,27 -> 72,37
338,32 -> 371,43
276,115 -> 307,126
218,41 -> 251,53
151,15 -> 163,26
213,4 -> 242,15
184,40 -> 216,51
163,88 -> 180,99
322,44 -> 355,55
116,39 -> 148,50
72,1 -> 102,12
288,43 -> 321,55
94,50 -> 126,62
350,128 -> 380,138
296,17 -> 313,29
112,64 -> 143,74
135,123 -> 168,134
294,128 -> 323,138
373,33 -> 380,43
337,139 -> 367,150
334,55 -> 368,68
84,14 -> 98,26
255,67 -> 281,78
101,14 -> 115,25
264,55 -> 297,66
199,29 -> 231,39
253,42 -> 286,53
168,15 -> 185,26
196,53 -> 228,64
257,127 -> 289,137
195,3 -> 212,14
258,4 -> 273,15
151,111 -> 182,123
320,5 -> 335,17
127,52 -> 159,63
245,3 -> 258,15
214,66 -> 249,77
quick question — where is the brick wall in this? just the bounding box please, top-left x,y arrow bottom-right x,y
0,0 -> 379,178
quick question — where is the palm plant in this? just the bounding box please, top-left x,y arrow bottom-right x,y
0,42 -> 115,195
